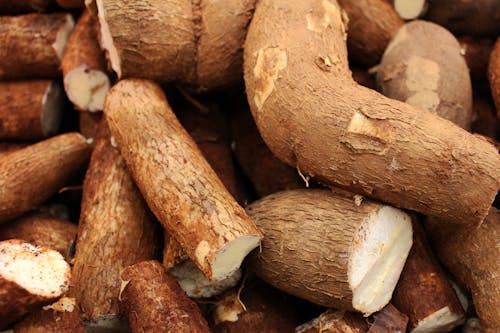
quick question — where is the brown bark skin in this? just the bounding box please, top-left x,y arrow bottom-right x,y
177,103 -> 239,200
71,120 -> 160,321
162,230 -> 187,270
296,309 -> 368,333
0,143 -> 28,156
62,10 -> 109,112
425,208 -> 500,333
0,212 -> 77,260
97,0 -> 255,90
246,189 -> 409,312
459,37 -> 494,88
392,217 -> 464,332
14,302 -> 84,333
0,80 -> 62,140
56,0 -> 84,8
0,13 -> 73,80
243,0 -> 500,225
104,79 -> 262,281
210,279 -> 300,333
0,0 -> 53,14
79,111 -> 102,140
230,102 -> 302,197
120,260 -> 211,333
0,133 -> 91,224
488,38 -> 500,118
0,240 -> 71,329
337,0 -> 404,68
425,0 -> 500,37
377,21 -> 473,129
367,304 -> 408,333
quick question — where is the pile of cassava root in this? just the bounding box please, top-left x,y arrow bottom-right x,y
0,0 -> 499,332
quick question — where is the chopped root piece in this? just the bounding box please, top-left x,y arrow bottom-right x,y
393,0 -> 427,20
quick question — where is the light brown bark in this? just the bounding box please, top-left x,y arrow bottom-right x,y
367,304 -> 408,333
71,120 -> 160,321
0,13 -> 74,80
120,260 -> 211,333
296,309 -> 368,333
104,79 -> 262,281
0,133 -> 91,224
78,111 -> 102,140
244,0 -> 500,225
0,80 -> 64,140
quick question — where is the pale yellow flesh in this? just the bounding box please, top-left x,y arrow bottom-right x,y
394,0 -> 427,20
64,65 -> 110,112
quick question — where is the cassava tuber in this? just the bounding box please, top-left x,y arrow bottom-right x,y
488,38 -> 500,117
104,79 -> 262,282
295,309 -> 368,333
243,0 -> 500,225
246,189 -> 413,315
392,0 -> 428,21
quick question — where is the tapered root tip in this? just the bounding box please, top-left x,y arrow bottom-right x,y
349,206 -> 413,315
64,65 -> 110,112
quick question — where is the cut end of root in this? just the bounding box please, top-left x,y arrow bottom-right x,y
64,65 -> 110,112
349,206 -> 413,315
84,315 -> 131,333
96,0 -> 122,77
210,235 -> 261,282
0,240 -> 70,298
393,0 -> 427,20
170,260 -> 242,298
41,81 -> 64,137
411,306 -> 464,333
52,15 -> 75,60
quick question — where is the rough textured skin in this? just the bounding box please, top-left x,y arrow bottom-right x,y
61,10 -> 109,112
243,0 -> 500,225
367,304 -> 408,333
14,303 -> 84,332
56,0 -> 84,8
178,104 -> 239,199
211,279 -> 300,333
392,217 -> 464,331
162,231 -> 187,270
79,111 -> 102,140
296,310 -> 368,333
246,189 -> 406,311
0,240 -> 71,329
0,133 -> 91,224
0,80 -> 62,140
459,37 -> 494,87
0,13 -> 73,79
0,213 -> 77,260
230,102 -> 302,197
120,260 -> 210,333
0,143 -> 28,156
0,0 -> 53,14
377,21 -> 473,129
425,0 -> 500,37
104,79 -> 262,281
488,38 -> 500,118
337,0 -> 403,67
426,208 -> 500,333
98,0 -> 255,90
71,121 -> 160,321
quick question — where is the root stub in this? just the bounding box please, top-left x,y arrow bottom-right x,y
247,189 -> 412,315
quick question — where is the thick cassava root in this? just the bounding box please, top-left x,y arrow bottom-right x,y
0,133 -> 91,224
0,13 -> 74,79
243,0 -> 500,225
96,0 -> 255,90
377,20 -> 473,129
0,240 -> 71,329
0,80 -> 64,140
488,38 -> 500,117
62,10 -> 109,112
120,260 -> 211,333
247,189 -> 413,315
104,79 -> 262,281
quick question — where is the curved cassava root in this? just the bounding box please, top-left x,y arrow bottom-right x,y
246,189 -> 413,315
243,0 -> 500,225
377,20 -> 472,129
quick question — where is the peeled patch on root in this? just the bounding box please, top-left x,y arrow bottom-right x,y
306,0 -> 342,33
52,15 -> 75,60
96,0 -> 121,77
253,47 -> 287,110
412,306 -> 465,333
405,56 -> 440,92
340,111 -> 396,154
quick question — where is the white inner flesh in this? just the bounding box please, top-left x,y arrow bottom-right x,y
84,315 -> 131,333
0,241 -> 70,297
349,206 -> 413,315
394,0 -> 427,20
52,14 -> 75,60
96,0 -> 122,77
41,81 -> 64,136
412,306 -> 464,333
64,65 -> 110,112
171,260 -> 242,298
211,235 -> 261,281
